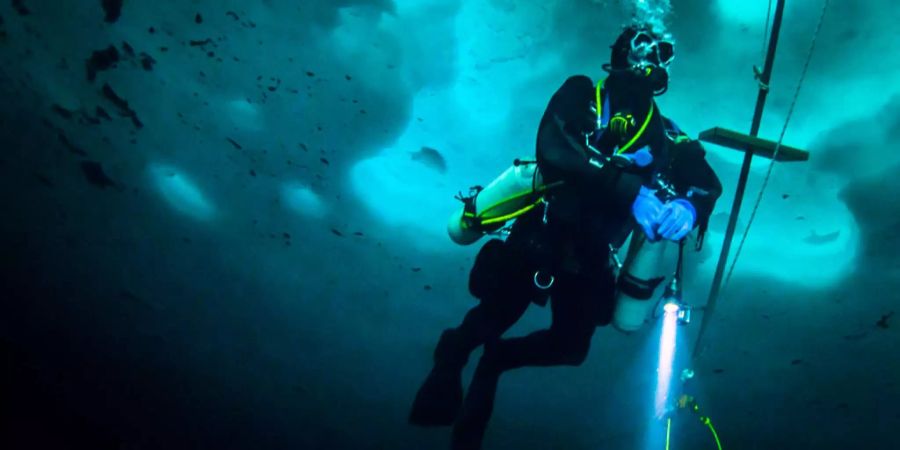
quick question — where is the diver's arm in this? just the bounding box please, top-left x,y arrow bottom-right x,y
667,139 -> 723,231
685,157 -> 722,230
534,75 -> 601,181
535,115 -> 600,179
537,116 -> 644,210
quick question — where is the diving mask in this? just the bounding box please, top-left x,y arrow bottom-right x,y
628,30 -> 675,71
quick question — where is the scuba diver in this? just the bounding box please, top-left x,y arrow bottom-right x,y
409,24 -> 723,449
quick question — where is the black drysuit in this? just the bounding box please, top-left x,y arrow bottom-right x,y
411,74 -> 722,449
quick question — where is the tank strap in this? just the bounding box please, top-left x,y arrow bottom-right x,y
480,199 -> 544,226
618,273 -> 666,299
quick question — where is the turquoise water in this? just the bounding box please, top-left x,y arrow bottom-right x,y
0,1 -> 897,448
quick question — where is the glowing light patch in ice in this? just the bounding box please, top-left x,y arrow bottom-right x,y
282,183 -> 327,219
226,99 -> 263,131
148,164 -> 215,220
350,150 -> 451,246
699,201 -> 858,289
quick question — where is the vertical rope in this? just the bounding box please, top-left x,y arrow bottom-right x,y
762,0 -> 773,60
721,0 -> 831,296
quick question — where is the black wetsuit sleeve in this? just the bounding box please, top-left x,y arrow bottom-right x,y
536,75 -> 644,210
668,139 -> 723,231
536,113 -> 596,181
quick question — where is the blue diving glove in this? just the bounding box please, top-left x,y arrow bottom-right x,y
622,145 -> 654,168
632,186 -> 664,241
657,199 -> 697,241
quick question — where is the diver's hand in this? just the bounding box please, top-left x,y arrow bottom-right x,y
620,145 -> 654,168
632,186 -> 664,241
657,199 -> 697,241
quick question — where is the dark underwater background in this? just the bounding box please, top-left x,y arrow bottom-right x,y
1,0 -> 898,449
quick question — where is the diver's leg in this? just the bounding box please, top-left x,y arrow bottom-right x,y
410,240 -> 538,427
451,271 -> 609,449
409,293 -> 533,427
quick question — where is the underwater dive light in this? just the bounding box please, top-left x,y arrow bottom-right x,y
653,254 -> 723,448
661,277 -> 692,325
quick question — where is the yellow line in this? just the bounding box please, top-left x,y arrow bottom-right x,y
665,417 -> 671,450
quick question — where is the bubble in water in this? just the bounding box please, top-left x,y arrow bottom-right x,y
622,0 -> 672,36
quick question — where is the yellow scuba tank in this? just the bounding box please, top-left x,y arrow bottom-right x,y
447,159 -> 545,246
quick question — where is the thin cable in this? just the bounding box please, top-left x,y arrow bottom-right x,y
703,417 -> 723,450
721,0 -> 830,295
762,0 -> 773,60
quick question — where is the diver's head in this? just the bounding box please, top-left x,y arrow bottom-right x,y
604,24 -> 675,96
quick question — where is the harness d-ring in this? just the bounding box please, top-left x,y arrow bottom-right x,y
534,271 -> 555,290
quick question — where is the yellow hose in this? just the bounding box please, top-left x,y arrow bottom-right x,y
702,417 -> 723,450
665,417 -> 672,450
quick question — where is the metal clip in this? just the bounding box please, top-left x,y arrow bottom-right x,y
609,244 -> 623,271
533,271 -> 555,290
652,176 -> 678,199
753,65 -> 769,92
